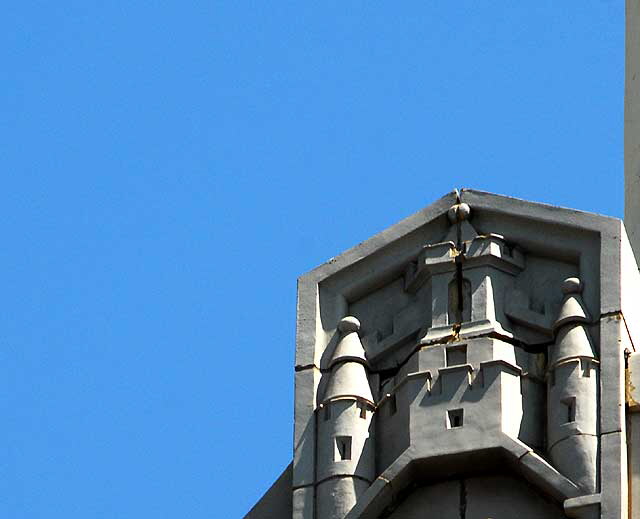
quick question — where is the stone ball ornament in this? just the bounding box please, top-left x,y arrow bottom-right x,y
447,202 -> 471,224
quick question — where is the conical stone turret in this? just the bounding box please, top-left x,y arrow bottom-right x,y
547,277 -> 599,493
316,316 -> 375,519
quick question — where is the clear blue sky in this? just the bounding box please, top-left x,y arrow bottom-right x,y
1,3 -> 623,518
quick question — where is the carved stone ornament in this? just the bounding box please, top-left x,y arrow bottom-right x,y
247,190 -> 640,519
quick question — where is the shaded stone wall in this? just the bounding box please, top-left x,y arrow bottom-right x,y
386,476 -> 567,519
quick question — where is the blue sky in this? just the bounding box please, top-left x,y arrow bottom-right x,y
0,2 -> 623,518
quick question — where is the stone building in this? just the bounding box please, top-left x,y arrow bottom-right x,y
246,189 -> 640,518
247,2 -> 640,517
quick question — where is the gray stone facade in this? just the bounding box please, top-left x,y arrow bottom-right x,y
626,0 -> 640,261
246,189 -> 640,519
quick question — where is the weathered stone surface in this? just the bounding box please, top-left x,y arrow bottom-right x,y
385,480 -> 459,519
466,475 -> 568,519
249,191 -> 639,518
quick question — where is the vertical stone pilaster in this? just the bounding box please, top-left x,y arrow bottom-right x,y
625,0 -> 640,262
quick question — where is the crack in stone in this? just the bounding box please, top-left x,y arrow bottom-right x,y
459,478 -> 467,519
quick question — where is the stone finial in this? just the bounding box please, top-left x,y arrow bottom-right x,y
331,316 -> 367,368
553,277 -> 590,333
550,277 -> 595,366
561,277 -> 582,295
443,201 -> 477,248
447,202 -> 471,224
323,316 -> 373,404
338,316 -> 361,334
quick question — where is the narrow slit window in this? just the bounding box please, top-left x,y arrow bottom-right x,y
562,398 -> 576,423
581,359 -> 591,377
358,403 -> 367,419
323,405 -> 331,421
335,436 -> 352,461
447,409 -> 464,429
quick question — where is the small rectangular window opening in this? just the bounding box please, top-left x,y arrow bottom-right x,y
446,345 -> 467,366
323,405 -> 331,421
358,402 -> 367,419
447,409 -> 464,429
562,397 -> 576,423
581,359 -> 591,378
335,436 -> 352,461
